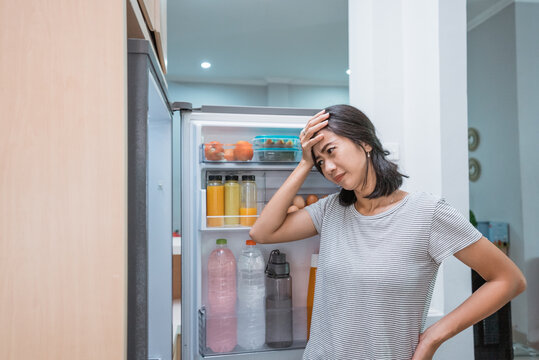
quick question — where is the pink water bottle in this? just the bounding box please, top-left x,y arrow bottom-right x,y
207,238 -> 237,353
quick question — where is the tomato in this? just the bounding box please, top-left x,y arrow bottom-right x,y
204,141 -> 224,161
224,148 -> 235,161
234,141 -> 253,161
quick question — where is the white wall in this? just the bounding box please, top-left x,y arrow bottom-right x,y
515,2 -> 539,348
467,3 -> 528,338
166,81 -> 348,109
349,1 -> 472,358
468,2 -> 539,347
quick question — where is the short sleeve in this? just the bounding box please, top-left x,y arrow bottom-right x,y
303,194 -> 335,234
429,199 -> 483,264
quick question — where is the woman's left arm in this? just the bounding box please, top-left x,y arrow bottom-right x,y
412,236 -> 527,360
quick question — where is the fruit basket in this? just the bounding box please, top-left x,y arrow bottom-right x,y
252,135 -> 301,162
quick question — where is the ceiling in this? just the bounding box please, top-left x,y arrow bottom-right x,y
166,0 -> 505,87
167,0 -> 348,86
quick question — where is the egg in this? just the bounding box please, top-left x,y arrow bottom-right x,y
287,205 -> 299,213
306,194 -> 319,205
292,195 -> 306,209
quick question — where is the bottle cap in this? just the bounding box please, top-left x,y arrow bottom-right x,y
216,238 -> 227,245
246,240 -> 256,245
265,249 -> 290,278
242,175 -> 255,181
225,175 -> 239,181
208,175 -> 222,181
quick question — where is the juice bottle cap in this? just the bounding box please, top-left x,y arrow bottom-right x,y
242,175 -> 255,181
208,175 -> 222,181
225,175 -> 239,181
246,240 -> 256,245
216,238 -> 227,245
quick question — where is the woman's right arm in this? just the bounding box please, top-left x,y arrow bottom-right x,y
249,110 -> 329,244
249,160 -> 316,244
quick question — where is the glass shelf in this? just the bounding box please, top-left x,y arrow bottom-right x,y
201,161 -> 305,171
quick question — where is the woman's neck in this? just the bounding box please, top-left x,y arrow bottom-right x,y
353,169 -> 405,215
354,190 -> 405,216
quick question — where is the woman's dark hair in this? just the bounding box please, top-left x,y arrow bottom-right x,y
311,104 -> 408,206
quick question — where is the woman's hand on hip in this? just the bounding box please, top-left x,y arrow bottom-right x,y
299,110 -> 329,167
411,327 -> 443,360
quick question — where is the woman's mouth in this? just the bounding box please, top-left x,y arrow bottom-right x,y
334,173 -> 345,183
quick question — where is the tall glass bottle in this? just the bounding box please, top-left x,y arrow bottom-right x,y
240,175 -> 257,227
224,175 -> 240,226
207,175 -> 224,227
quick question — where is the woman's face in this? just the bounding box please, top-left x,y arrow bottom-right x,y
312,129 -> 372,191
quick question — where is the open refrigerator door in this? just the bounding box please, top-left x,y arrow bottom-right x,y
180,106 -> 338,359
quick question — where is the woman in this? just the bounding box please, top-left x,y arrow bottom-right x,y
249,104 -> 526,359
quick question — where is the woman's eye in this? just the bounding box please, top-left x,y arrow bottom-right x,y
317,160 -> 324,167
327,147 -> 335,155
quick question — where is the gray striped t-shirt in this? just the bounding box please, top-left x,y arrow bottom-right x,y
302,191 -> 482,360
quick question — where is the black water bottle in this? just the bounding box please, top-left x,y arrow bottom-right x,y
265,249 -> 293,348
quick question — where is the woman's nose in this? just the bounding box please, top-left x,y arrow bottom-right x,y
324,160 -> 336,174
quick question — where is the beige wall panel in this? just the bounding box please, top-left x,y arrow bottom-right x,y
0,0 -> 127,359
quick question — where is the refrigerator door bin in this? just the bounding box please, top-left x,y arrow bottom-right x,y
198,306 -> 309,357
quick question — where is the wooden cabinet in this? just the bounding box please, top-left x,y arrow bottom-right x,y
1,1 -> 127,359
127,0 -> 167,75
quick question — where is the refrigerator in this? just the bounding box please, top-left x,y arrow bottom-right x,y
127,38 -> 337,360
179,105 -> 339,359
128,39 -> 180,360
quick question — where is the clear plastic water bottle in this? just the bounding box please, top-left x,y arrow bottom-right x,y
265,249 -> 293,348
237,240 -> 266,350
207,238 -> 237,353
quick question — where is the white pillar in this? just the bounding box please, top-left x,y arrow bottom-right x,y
349,1 -> 472,359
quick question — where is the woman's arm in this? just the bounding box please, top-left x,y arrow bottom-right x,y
249,109 -> 330,244
249,160 -> 317,244
412,236 -> 527,359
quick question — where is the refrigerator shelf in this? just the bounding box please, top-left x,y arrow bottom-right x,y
198,306 -> 309,358
201,162 -> 308,171
201,216 -> 257,231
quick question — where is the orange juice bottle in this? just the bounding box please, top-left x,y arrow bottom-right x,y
207,175 -> 224,227
307,253 -> 318,340
240,175 -> 257,226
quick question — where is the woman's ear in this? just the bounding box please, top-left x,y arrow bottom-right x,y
361,142 -> 373,153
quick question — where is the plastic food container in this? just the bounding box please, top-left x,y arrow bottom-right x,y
253,135 -> 301,162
